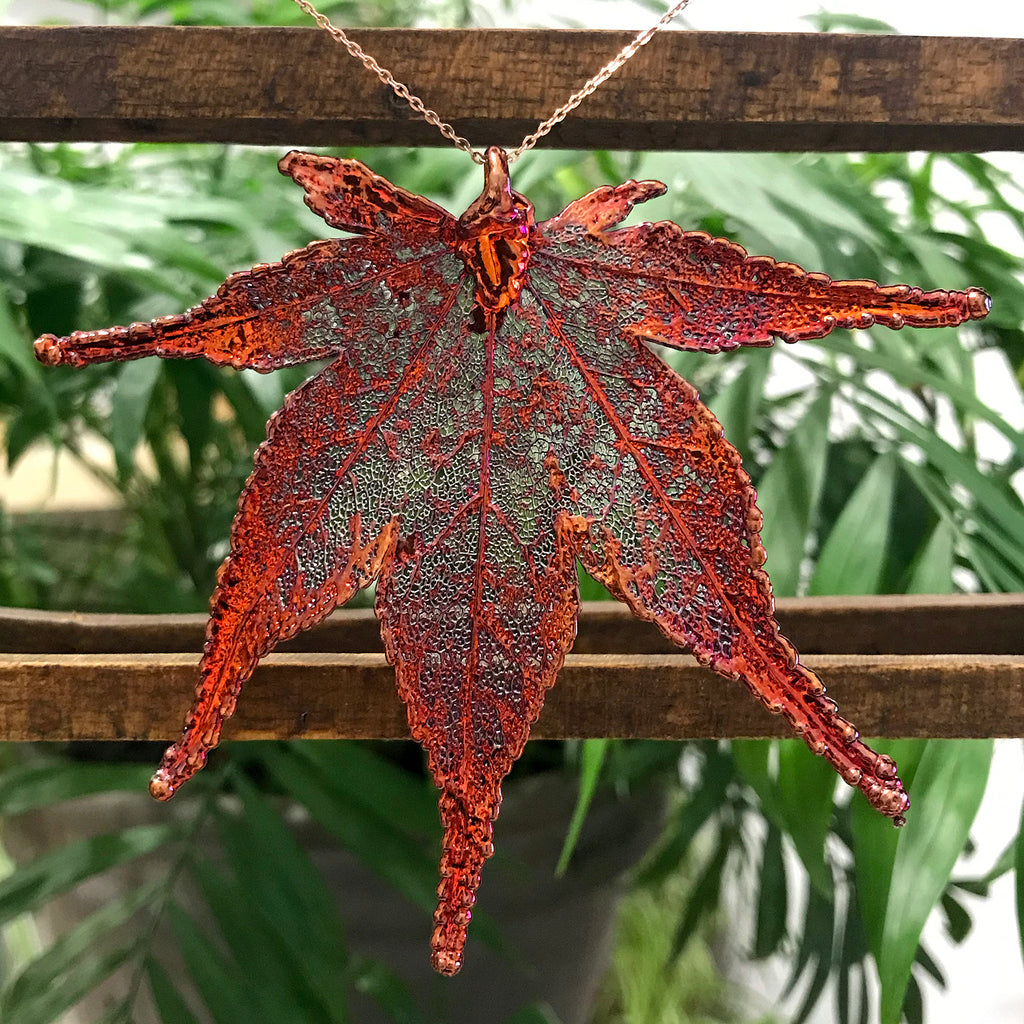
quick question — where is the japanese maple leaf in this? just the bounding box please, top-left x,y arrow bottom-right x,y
35,147 -> 990,975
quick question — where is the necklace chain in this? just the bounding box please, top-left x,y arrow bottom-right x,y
289,0 -> 691,163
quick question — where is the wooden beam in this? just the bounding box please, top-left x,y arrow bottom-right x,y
3,594 -> 1022,656
1,651 -> 1021,743
1,28 -> 1021,150
2,596 -> 1022,742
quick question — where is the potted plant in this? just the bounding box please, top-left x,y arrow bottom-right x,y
1,4 -> 1022,1023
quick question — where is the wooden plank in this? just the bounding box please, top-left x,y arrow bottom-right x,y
1,651 -> 1020,742
3,594 -> 1022,656
1,27 -> 1021,149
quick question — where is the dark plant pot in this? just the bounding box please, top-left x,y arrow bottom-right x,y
308,771 -> 665,1024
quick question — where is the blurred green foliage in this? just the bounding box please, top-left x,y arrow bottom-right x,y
1,2 -> 1023,1023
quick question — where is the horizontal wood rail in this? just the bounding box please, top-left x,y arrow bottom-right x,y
3,28 -> 1022,747
1,28 -> 1021,150
2,596 -> 1022,742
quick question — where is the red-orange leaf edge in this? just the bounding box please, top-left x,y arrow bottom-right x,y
34,146 -> 990,976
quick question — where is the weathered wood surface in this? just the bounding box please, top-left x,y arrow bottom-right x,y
1,652 -> 1021,743
3,594 -> 1022,655
1,27 -> 1021,150
1,597 -> 1022,741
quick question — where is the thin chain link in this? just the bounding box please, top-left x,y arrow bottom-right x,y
289,0 -> 484,162
512,0 -> 690,160
289,0 -> 691,162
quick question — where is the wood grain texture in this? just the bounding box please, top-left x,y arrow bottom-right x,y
1,595 -> 1022,741
1,27 -> 1021,149
1,651 -> 1020,742
3,594 -> 1022,655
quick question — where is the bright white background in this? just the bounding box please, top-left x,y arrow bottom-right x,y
505,0 -> 1024,37
7,0 -> 1024,35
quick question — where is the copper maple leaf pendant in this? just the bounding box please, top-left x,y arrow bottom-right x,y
35,147 -> 990,975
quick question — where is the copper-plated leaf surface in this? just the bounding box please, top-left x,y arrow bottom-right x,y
34,146 -> 990,975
